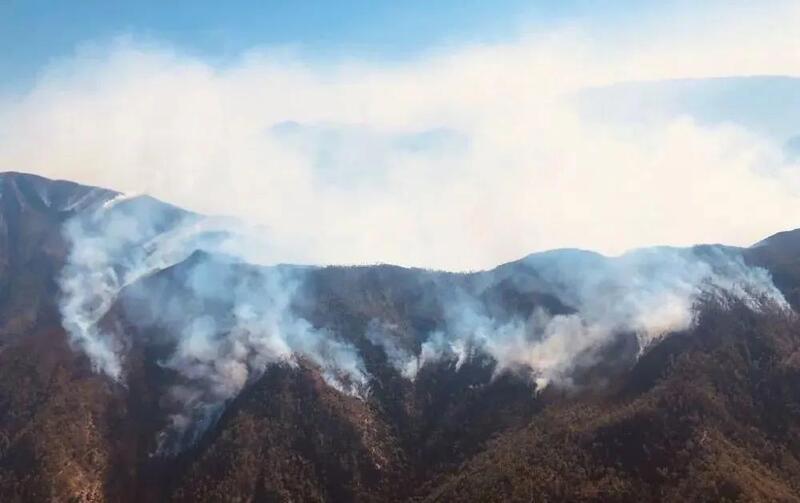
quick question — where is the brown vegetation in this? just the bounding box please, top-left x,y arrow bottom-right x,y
1,172 -> 800,502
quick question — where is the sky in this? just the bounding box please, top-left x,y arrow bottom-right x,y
0,0 -> 645,87
2,1 -> 800,270
0,1 -> 553,90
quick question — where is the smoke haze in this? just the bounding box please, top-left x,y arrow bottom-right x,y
4,1 -> 800,270
56,194 -> 788,451
15,0 -> 797,454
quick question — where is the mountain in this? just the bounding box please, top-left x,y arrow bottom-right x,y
0,171 -> 799,502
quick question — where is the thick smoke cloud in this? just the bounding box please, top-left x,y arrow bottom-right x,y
5,2 -> 800,270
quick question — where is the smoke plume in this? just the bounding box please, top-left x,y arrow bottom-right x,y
367,246 -> 788,388
58,194 -> 368,451
57,192 -> 789,452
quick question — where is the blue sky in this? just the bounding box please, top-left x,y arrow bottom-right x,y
1,0 -> 648,88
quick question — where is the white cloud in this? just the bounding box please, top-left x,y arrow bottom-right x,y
2,2 -> 800,270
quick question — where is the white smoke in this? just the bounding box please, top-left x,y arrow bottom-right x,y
7,2 -> 800,273
58,193 -> 225,380
365,321 -> 421,380
58,195 -> 369,452
366,246 -> 789,389
139,257 -> 370,453
58,191 -> 789,452
58,193 -> 175,380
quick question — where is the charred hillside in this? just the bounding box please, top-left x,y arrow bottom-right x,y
0,172 -> 799,502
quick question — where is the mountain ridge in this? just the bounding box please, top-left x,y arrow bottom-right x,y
0,171 -> 799,502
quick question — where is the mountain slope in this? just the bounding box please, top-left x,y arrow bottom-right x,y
427,300 -> 800,501
748,228 -> 800,308
0,172 -> 799,502
0,173 -> 126,502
